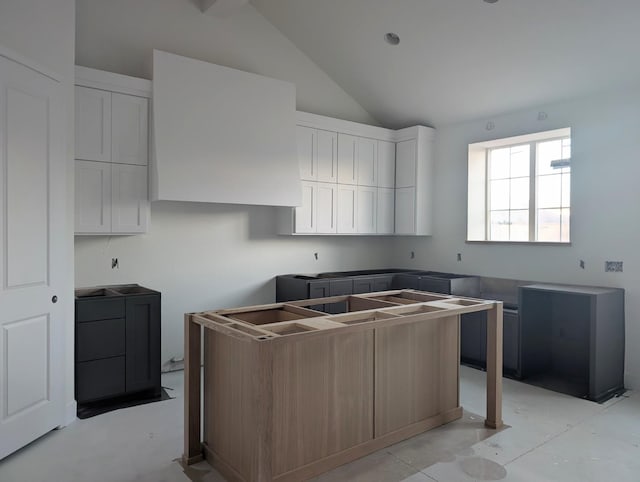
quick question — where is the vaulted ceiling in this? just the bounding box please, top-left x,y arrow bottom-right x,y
251,0 -> 640,128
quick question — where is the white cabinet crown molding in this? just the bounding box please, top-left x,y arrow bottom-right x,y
75,65 -> 152,98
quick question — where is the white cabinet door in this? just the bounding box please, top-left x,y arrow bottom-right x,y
0,53 -> 66,459
378,140 -> 396,188
337,133 -> 358,184
357,186 -> 377,234
337,184 -> 357,233
111,93 -> 148,166
297,126 -> 316,181
396,139 -> 417,188
316,129 -> 337,183
295,181 -> 316,233
316,182 -> 337,233
112,164 -> 149,233
377,187 -> 395,234
395,187 -> 416,235
357,137 -> 377,186
75,160 -> 112,233
75,86 -> 111,162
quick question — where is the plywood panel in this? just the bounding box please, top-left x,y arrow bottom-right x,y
272,331 -> 374,475
375,315 -> 459,436
205,331 -> 257,481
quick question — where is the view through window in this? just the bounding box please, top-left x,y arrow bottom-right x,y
468,128 -> 571,243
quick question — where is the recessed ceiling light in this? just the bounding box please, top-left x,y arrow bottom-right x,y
384,32 -> 400,46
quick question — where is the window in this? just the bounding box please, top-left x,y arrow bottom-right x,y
467,128 -> 571,243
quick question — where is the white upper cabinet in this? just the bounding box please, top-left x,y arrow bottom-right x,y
279,111 -> 434,236
294,181 -> 316,233
316,182 -> 337,233
75,160 -> 112,234
316,130 -> 338,183
378,140 -> 396,188
394,126 -> 434,236
396,139 -> 417,188
75,86 -> 111,162
337,133 -> 358,184
357,186 -> 377,234
337,184 -> 357,234
297,126 -> 316,181
357,137 -> 377,186
377,187 -> 395,234
111,163 -> 149,233
111,93 -> 148,166
74,66 -> 152,235
394,187 -> 416,235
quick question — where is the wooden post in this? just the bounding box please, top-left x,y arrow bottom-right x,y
485,302 -> 503,429
183,314 -> 203,464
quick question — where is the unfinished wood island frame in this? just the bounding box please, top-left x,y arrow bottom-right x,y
183,289 -> 503,482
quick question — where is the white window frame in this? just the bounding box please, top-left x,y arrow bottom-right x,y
467,127 -> 571,244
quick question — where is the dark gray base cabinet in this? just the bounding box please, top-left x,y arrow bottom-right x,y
519,284 -> 624,402
75,286 -> 161,404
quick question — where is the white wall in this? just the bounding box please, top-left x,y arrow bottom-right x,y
392,86 -> 640,389
75,0 -> 377,125
76,203 -> 395,366
0,0 -> 76,421
74,0 -> 393,365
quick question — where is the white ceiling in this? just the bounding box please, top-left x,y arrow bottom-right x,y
251,0 -> 640,128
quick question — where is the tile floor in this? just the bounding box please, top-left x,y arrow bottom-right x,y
0,366 -> 637,482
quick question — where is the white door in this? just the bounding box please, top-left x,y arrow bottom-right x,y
316,130 -> 337,183
75,160 -> 112,234
337,185 -> 357,234
111,93 -> 148,166
316,182 -> 337,233
0,51 -> 66,459
357,186 -> 377,234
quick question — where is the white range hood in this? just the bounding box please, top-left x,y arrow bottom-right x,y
151,50 -> 301,207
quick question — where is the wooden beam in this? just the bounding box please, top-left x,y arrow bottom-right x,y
183,315 -> 203,464
485,302 -> 503,429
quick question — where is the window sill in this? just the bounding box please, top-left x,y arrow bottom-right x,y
466,240 -> 571,246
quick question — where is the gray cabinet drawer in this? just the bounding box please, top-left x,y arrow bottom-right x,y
76,318 -> 126,362
76,356 -> 125,403
76,297 -> 125,322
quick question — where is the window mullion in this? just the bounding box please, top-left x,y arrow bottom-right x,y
529,142 -> 536,241
485,149 -> 490,241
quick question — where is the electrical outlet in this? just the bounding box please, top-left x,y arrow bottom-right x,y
111,258 -> 119,269
605,261 -> 623,272
457,253 -> 462,262
410,251 -> 415,259
579,260 -> 585,269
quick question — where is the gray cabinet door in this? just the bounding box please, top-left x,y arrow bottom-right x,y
353,277 -> 375,294
328,279 -> 353,314
125,294 -> 161,395
308,281 -> 330,312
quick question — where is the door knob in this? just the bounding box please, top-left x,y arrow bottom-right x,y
52,295 -> 58,303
